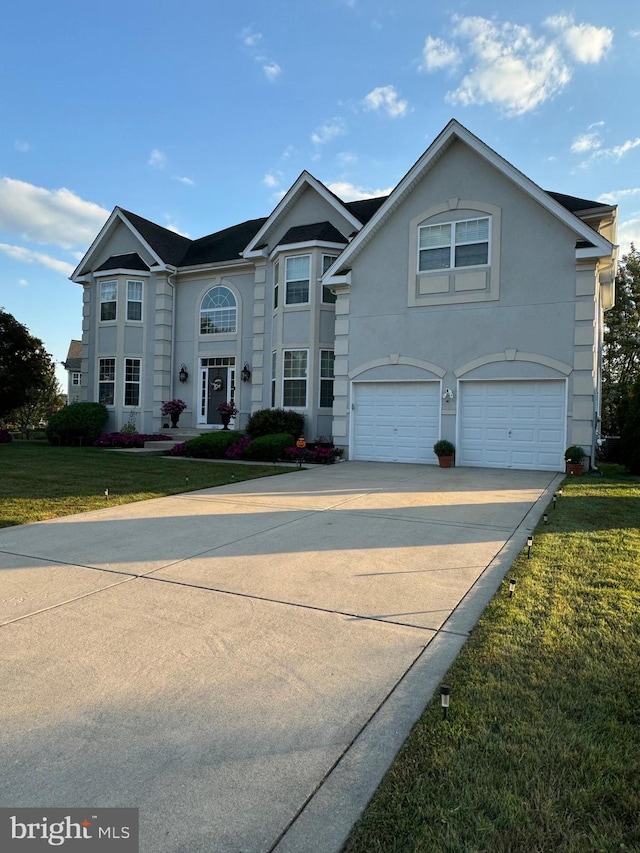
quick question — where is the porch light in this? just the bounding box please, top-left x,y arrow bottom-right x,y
440,685 -> 451,720
509,578 -> 516,597
179,363 -> 189,383
241,362 -> 252,383
442,388 -> 454,402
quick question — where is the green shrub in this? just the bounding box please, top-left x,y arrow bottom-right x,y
434,439 -> 455,456
182,430 -> 242,459
246,408 -> 304,440
46,403 -> 109,446
243,433 -> 295,462
618,378 -> 640,474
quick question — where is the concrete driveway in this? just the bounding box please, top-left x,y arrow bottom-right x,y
0,462 -> 560,852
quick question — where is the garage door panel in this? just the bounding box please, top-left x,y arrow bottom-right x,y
353,382 -> 440,463
459,380 -> 565,471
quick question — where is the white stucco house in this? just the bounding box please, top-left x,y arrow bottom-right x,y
70,120 -> 618,471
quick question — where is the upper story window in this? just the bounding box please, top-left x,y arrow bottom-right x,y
274,261 -> 279,309
200,286 -> 237,334
321,255 -> 338,304
285,255 -> 310,305
71,372 -> 81,386
126,280 -> 143,321
100,281 -> 117,321
418,217 -> 489,272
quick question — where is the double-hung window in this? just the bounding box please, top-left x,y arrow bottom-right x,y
285,255 -> 310,305
283,349 -> 307,407
126,280 -> 143,321
321,255 -> 337,304
274,262 -> 279,309
319,350 -> 334,408
98,358 -> 115,405
124,358 -> 141,406
418,217 -> 489,271
100,281 -> 117,321
71,372 -> 81,386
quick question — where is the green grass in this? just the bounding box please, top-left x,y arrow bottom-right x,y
344,466 -> 640,853
0,441 -> 295,528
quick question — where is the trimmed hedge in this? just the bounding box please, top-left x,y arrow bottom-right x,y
245,408 -> 304,440
46,403 -> 109,446
243,433 -> 295,462
182,430 -> 242,459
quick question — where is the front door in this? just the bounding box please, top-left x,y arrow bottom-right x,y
199,361 -> 237,426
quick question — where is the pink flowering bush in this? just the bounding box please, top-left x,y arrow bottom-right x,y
93,432 -> 172,448
225,436 -> 252,459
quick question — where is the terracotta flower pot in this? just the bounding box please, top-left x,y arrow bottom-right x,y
438,455 -> 454,468
565,462 -> 584,475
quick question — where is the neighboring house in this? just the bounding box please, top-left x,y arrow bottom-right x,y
63,339 -> 83,403
71,120 -> 617,471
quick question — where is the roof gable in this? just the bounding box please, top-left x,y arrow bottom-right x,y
243,172 -> 363,258
329,120 -> 614,276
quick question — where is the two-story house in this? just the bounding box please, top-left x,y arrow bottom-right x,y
71,120 -> 617,471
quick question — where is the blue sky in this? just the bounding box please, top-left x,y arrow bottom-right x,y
1,0 -> 638,390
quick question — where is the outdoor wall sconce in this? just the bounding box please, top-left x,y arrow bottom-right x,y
440,685 -> 451,720
442,388 -> 455,402
509,578 -> 516,597
241,362 -> 252,383
179,363 -> 189,383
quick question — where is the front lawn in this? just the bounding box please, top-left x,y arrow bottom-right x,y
0,441 -> 295,528
344,466 -> 640,853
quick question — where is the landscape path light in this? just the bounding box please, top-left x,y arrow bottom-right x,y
527,535 -> 533,558
440,685 -> 451,720
553,493 -> 558,509
543,511 -> 548,524
509,578 -> 516,597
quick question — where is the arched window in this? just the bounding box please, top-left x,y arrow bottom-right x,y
200,286 -> 237,334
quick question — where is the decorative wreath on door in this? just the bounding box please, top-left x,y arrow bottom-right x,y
211,377 -> 224,392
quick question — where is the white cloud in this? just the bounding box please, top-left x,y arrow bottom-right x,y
312,119 -> 346,145
18,278 -> 28,286
14,140 -> 30,153
263,61 -> 281,82
263,173 -> 279,188
363,85 -> 409,118
545,15 -> 613,63
421,36 -> 460,70
579,136 -> 640,167
327,181 -> 393,201
618,217 -> 640,253
241,28 -> 262,47
0,178 -> 109,249
148,149 -> 167,169
598,188 -> 640,205
164,218 -> 190,238
0,242 -> 75,275
571,132 -> 601,153
337,151 -> 358,167
173,175 -> 195,186
421,14 -> 613,116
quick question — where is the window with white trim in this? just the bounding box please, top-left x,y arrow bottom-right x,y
418,217 -> 489,272
285,255 -> 310,305
271,350 -> 277,407
274,261 -> 279,310
319,350 -> 334,408
126,280 -> 143,321
321,255 -> 337,304
200,286 -> 237,334
98,358 -> 115,405
71,372 -> 81,386
283,349 -> 307,407
100,281 -> 117,321
124,358 -> 141,407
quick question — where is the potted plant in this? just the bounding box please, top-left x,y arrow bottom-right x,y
434,439 -> 455,468
161,399 -> 188,428
565,445 -> 586,475
217,400 -> 239,430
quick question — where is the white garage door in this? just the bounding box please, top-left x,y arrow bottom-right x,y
352,382 -> 440,463
459,380 -> 566,471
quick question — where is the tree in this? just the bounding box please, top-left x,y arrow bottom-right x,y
9,360 -> 64,438
601,246 -> 640,435
0,309 -> 56,421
